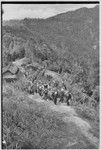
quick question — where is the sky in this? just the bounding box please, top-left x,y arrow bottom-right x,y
2,3 -> 98,20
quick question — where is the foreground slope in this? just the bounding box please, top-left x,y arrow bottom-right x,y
3,83 -> 99,149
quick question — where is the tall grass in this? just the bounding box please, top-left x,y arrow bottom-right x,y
3,90 -> 70,149
74,104 -> 99,139
2,79 -> 99,149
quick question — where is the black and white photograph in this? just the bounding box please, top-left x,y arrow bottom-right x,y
1,1 -> 100,149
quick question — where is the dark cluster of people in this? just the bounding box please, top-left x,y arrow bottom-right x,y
29,80 -> 72,105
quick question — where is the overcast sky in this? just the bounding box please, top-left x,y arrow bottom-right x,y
3,3 -> 97,20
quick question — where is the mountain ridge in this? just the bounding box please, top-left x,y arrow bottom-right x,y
2,5 -> 99,75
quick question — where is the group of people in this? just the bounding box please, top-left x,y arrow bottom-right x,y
29,80 -> 72,105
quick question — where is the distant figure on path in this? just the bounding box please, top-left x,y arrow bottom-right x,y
64,91 -> 72,106
52,90 -> 58,105
59,88 -> 65,103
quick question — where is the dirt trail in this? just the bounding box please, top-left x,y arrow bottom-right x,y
28,94 -> 99,148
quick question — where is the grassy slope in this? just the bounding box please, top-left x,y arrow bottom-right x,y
74,105 -> 99,139
3,83 -> 99,149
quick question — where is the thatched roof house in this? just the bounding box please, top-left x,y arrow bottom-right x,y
3,64 -> 19,75
3,75 -> 17,82
3,65 -> 11,74
9,65 -> 19,74
3,64 -> 19,82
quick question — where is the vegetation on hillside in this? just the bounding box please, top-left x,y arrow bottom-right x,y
2,5 -> 99,149
2,83 -> 99,149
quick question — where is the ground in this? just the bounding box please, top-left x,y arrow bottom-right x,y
3,81 -> 99,149
28,93 -> 99,149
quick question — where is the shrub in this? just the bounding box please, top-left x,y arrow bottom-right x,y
11,78 -> 32,93
70,87 -> 85,106
74,105 -> 98,121
92,86 -> 99,104
3,85 -> 13,98
74,104 -> 99,138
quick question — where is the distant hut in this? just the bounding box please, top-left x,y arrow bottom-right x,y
3,75 -> 18,82
9,65 -> 19,74
3,64 -> 19,82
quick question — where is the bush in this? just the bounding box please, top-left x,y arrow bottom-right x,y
74,104 -> 99,138
3,85 -> 13,98
11,78 -> 32,93
70,86 -> 85,106
74,105 -> 98,121
92,86 -> 99,104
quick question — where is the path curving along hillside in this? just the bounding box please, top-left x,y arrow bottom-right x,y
28,93 -> 99,149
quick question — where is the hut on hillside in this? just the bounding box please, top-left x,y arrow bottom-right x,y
3,64 -> 19,82
3,64 -> 19,75
3,75 -> 18,82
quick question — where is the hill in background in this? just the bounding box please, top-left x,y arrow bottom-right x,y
2,5 -> 99,91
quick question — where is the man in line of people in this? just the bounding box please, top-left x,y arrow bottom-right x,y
28,80 -> 72,105
35,81 -> 72,105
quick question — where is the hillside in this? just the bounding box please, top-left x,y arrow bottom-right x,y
2,5 -> 99,88
2,5 -> 99,149
3,82 -> 99,149
3,5 -> 99,57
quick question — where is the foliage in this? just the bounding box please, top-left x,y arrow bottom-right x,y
3,82 -> 99,149
74,104 -> 99,121
74,104 -> 99,138
3,85 -> 13,98
3,51 -> 11,67
2,5 -> 99,149
92,86 -> 99,104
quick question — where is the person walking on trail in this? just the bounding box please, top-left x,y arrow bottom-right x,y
41,85 -> 44,96
59,88 -> 65,103
34,83 -> 38,93
36,83 -> 39,93
66,92 -> 72,105
62,82 -> 67,90
27,82 -> 32,94
29,85 -> 35,95
38,85 -> 43,96
43,84 -> 49,100
52,89 -> 58,105
43,88 -> 48,100
54,91 -> 59,105
48,89 -> 53,101
64,91 -> 72,106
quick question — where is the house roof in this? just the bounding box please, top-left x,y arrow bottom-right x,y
3,70 -> 14,76
3,75 -> 17,79
3,64 -> 19,75
3,65 -> 11,74
9,65 -> 19,74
